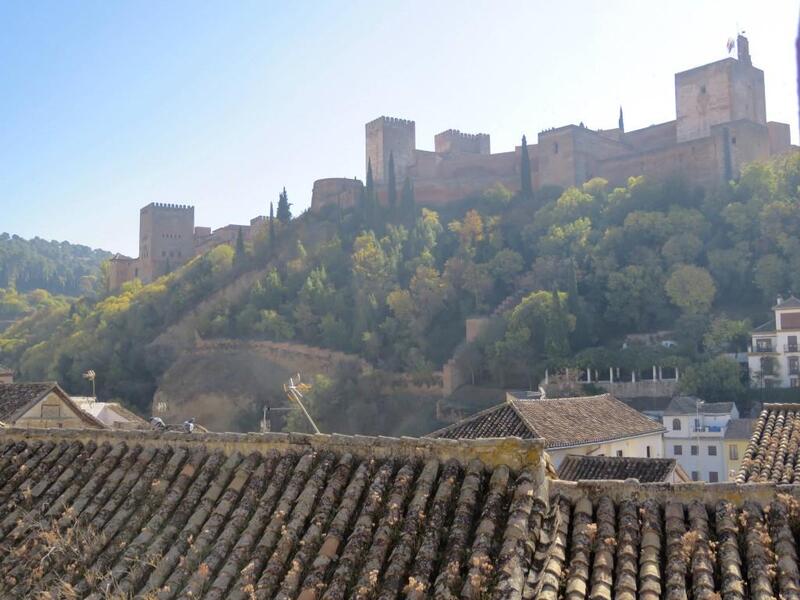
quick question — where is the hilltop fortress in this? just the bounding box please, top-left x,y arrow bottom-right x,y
311,35 -> 791,212
110,37 -> 792,291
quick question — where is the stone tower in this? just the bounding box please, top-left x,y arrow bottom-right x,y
675,34 -> 766,143
137,203 -> 195,282
365,116 -> 416,184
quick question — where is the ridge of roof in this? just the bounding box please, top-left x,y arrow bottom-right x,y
0,426 -> 547,471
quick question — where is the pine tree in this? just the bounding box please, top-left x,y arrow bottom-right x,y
387,152 -> 397,210
277,188 -> 292,224
520,135 -> 533,199
401,176 -> 415,224
235,227 -> 246,264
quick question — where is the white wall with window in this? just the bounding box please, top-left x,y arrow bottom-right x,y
663,397 -> 738,482
748,296 -> 800,388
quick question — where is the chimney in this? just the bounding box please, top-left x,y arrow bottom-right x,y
777,294 -> 784,306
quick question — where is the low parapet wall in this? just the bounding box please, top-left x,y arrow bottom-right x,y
0,427 -> 546,472
552,478 -> 798,507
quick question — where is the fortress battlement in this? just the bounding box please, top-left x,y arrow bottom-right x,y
366,115 -> 415,127
145,202 -> 194,211
436,129 -> 489,140
313,36 -> 791,213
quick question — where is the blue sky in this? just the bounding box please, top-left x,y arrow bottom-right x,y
1,1 -> 797,255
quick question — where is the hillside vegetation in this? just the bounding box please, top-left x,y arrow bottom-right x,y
1,152 -> 798,421
0,233 -> 111,296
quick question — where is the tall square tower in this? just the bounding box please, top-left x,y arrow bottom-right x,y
365,116 -> 416,184
675,36 -> 766,143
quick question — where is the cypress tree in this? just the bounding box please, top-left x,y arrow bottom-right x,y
365,159 -> 375,228
387,152 -> 397,209
235,226 -> 246,263
277,187 -> 292,224
401,176 -> 415,224
269,201 -> 275,250
520,135 -> 533,199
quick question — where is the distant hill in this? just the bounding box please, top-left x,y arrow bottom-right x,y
0,233 -> 112,296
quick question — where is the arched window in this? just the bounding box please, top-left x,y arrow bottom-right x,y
672,418 -> 681,431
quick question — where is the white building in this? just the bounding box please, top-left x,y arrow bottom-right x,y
71,397 -> 148,430
748,295 -> 800,388
663,396 -> 739,482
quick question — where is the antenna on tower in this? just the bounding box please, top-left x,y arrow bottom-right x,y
284,374 -> 321,434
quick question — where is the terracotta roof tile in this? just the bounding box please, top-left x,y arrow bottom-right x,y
0,428 -> 797,598
557,455 -> 678,482
431,394 -> 664,448
724,418 -> 755,440
737,404 -> 800,483
0,382 -> 55,421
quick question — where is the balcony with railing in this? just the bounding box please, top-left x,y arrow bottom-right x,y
785,343 -> 799,353
750,341 -> 776,353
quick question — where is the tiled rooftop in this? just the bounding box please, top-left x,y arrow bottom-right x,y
557,455 -> 678,482
0,382 -> 55,422
0,428 -> 798,599
738,404 -> 800,484
431,394 -> 664,448
724,418 -> 755,440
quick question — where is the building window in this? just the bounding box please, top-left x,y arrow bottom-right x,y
616,450 -> 623,457
791,378 -> 799,388
646,446 -> 651,458
553,142 -> 559,154
731,136 -> 736,145
691,471 -> 699,481
691,445 -> 698,456
789,357 -> 799,375
674,445 -> 683,455
709,471 -> 719,483
694,418 -> 700,430
700,85 -> 707,94
672,418 -> 681,431
729,445 -> 739,460
708,446 -> 717,456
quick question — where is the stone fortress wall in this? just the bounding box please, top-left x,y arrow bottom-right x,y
109,202 -> 268,290
311,35 -> 792,213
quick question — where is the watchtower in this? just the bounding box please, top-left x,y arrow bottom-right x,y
365,116 -> 416,184
675,35 -> 766,143
138,203 -> 195,281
